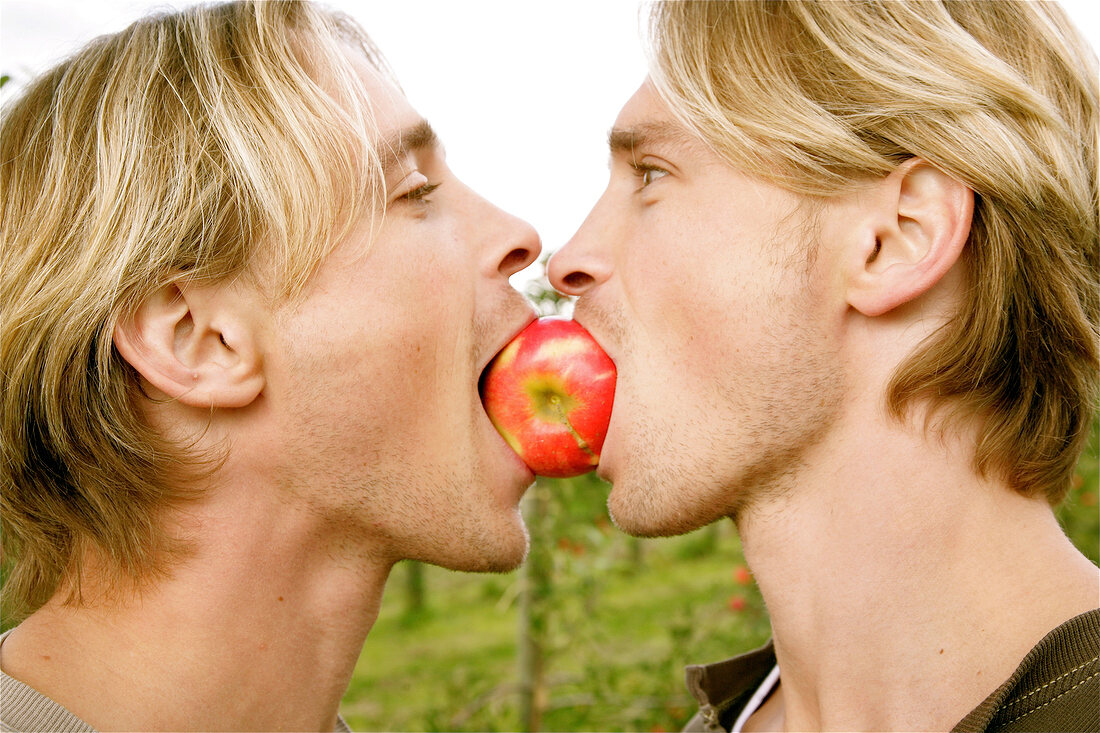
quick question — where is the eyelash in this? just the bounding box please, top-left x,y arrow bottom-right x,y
403,182 -> 440,203
631,162 -> 669,189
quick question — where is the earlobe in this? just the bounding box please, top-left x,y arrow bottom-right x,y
113,282 -> 265,409
846,159 -> 973,317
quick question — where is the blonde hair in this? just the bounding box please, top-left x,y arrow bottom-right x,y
1,0 -> 390,621
646,0 -> 1098,504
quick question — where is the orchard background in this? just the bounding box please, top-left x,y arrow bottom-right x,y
343,429 -> 1098,732
337,276 -> 1100,733
0,65 -> 1097,733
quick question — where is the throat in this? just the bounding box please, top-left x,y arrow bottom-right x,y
738,476 -> 1098,732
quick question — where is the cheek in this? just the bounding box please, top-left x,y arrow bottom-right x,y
278,285 -> 473,432
622,234 -> 760,374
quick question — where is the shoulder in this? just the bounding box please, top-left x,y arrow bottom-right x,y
0,628 -> 97,733
954,608 -> 1099,733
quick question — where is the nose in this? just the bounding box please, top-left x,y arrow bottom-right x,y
547,195 -> 613,297
481,202 -> 542,279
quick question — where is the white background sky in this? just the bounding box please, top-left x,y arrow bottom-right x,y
2,0 -> 1097,293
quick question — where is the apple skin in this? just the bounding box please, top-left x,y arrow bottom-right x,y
480,317 -> 616,478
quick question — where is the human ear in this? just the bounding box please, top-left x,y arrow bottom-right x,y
845,158 -> 973,317
113,281 -> 265,408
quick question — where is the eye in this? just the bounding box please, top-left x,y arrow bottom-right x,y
633,163 -> 669,190
403,182 -> 440,204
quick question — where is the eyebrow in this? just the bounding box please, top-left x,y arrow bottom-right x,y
607,121 -> 697,157
377,119 -> 439,174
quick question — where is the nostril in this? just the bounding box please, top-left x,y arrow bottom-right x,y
499,248 -> 533,276
562,271 -> 595,291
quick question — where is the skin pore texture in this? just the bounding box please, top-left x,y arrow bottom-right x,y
548,79 -> 1100,732
0,55 -> 542,732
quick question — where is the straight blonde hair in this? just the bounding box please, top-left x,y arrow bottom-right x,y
646,0 -> 1098,504
1,0 -> 390,622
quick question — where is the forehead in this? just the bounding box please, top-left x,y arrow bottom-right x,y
615,79 -> 672,127
347,52 -> 422,139
610,79 -> 708,156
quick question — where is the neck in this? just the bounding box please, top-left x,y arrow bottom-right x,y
1,482 -> 393,732
736,405 -> 1099,732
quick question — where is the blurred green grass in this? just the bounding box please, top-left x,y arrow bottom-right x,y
343,523 -> 769,732
1,426 -> 1094,730
342,420 -> 1099,732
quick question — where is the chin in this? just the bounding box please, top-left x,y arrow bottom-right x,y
484,517 -> 531,572
430,512 -> 530,574
607,496 -> 686,538
606,475 -> 728,539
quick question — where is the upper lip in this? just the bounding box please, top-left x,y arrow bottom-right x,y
479,307 -> 538,374
570,311 -> 617,366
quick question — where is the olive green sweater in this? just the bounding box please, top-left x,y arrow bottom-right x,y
683,608 -> 1099,732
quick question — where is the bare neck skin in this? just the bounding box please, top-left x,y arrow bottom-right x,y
0,471 -> 392,732
736,388 -> 1099,732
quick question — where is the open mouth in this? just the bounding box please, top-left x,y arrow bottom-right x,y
477,360 -> 494,414
474,317 -> 617,479
478,314 -> 537,404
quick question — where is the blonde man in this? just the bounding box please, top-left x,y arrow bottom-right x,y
0,1 -> 541,730
549,1 -> 1098,731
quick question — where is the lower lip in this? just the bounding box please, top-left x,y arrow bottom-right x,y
504,445 -> 535,500
476,394 -> 535,490
594,408 -> 618,483
595,454 -> 615,483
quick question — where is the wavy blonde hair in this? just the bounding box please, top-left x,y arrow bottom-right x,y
645,0 -> 1098,505
1,0 -> 390,621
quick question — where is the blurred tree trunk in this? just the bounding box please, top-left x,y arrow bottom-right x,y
403,560 -> 425,615
518,478 -> 553,732
628,536 -> 645,570
702,521 -> 720,551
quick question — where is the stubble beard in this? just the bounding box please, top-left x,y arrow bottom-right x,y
601,278 -> 843,539
608,332 -> 842,538
265,292 -> 535,579
275,384 -> 530,579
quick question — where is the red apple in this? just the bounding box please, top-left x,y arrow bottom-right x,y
727,595 -> 747,613
733,565 -> 753,586
480,317 -> 616,478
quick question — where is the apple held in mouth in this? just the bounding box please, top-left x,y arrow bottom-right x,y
480,317 -> 616,478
